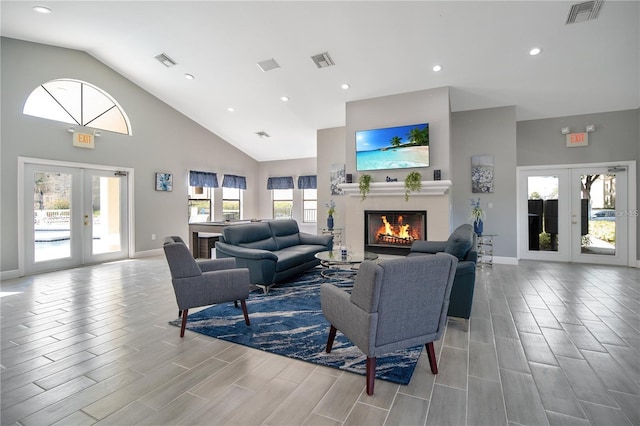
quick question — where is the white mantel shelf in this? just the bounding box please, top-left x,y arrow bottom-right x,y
338,180 -> 452,197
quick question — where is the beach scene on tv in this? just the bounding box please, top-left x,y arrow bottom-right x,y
356,123 -> 429,171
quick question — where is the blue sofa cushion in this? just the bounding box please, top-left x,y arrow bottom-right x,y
444,224 -> 474,260
269,220 -> 302,250
222,222 -> 277,251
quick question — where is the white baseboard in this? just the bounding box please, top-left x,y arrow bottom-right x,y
1,269 -> 21,281
132,248 -> 164,258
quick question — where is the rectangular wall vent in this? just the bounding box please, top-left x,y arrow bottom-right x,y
154,53 -> 177,67
566,0 -> 604,24
311,52 -> 335,68
257,58 -> 280,72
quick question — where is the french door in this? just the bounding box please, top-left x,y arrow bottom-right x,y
23,161 -> 129,274
518,162 -> 633,266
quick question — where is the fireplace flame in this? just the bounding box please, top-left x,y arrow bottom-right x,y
377,215 -> 415,244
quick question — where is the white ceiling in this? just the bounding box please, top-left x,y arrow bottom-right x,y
2,1 -> 638,162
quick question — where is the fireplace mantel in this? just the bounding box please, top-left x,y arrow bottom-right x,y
338,180 -> 452,197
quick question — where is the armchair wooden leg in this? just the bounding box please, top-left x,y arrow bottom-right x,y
326,325 -> 337,353
234,300 -> 239,308
325,325 -> 338,353
180,309 -> 189,338
426,341 -> 438,374
240,299 -> 250,325
366,357 -> 376,395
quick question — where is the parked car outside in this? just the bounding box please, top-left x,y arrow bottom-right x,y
591,209 -> 616,220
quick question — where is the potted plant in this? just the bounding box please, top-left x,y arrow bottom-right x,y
469,197 -> 487,235
404,171 -> 422,201
359,174 -> 372,201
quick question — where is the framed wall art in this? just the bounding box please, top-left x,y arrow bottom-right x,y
471,155 -> 494,193
155,172 -> 173,191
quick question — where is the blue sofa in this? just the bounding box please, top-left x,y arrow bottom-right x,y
215,219 -> 333,292
408,224 -> 477,320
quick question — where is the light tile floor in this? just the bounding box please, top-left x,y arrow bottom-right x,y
1,257 -> 639,425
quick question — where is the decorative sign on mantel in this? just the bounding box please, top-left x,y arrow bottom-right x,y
566,132 -> 588,147
339,180 -> 452,197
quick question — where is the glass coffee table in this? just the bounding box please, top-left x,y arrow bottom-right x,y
315,250 -> 379,279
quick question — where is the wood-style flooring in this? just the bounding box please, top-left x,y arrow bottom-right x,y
1,257 -> 639,425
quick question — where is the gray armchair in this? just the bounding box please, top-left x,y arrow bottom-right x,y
163,236 -> 251,337
320,253 -> 458,395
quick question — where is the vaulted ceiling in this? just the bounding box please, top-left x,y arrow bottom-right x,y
2,1 -> 638,161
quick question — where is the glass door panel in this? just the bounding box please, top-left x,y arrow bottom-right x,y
571,167 -> 627,265
33,170 -> 73,262
84,169 -> 128,263
91,175 -> 122,254
527,175 -> 560,253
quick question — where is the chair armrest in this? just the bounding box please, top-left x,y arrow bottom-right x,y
172,268 -> 250,309
456,260 -> 477,276
299,232 -> 333,249
410,240 -> 447,254
320,283 -> 377,355
197,257 -> 237,272
215,242 -> 278,261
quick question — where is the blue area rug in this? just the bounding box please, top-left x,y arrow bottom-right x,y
170,267 -> 422,385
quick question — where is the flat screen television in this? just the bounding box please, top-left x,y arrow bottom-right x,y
356,122 -> 429,171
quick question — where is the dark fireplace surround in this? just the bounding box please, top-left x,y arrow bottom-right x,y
364,210 -> 427,255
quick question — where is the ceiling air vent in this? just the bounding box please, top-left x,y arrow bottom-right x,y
257,58 -> 280,72
255,131 -> 270,139
311,52 -> 335,69
566,0 -> 604,24
154,53 -> 177,67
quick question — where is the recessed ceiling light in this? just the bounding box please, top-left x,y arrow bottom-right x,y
184,73 -> 195,80
529,47 -> 542,56
432,65 -> 443,72
33,6 -> 52,14
280,96 -> 289,102
341,83 -> 350,90
227,107 -> 235,112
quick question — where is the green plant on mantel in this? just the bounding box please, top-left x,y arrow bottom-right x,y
404,171 -> 422,201
358,174 -> 372,201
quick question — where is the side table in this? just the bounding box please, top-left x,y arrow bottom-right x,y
321,228 -> 342,247
477,234 -> 497,267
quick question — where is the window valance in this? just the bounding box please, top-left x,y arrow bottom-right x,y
297,175 -> 317,189
267,176 -> 294,190
222,174 -> 247,190
189,170 -> 219,188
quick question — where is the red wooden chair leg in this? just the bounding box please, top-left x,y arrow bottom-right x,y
240,299 -> 250,325
180,309 -> 189,337
326,325 -> 337,353
366,357 -> 377,395
426,341 -> 438,374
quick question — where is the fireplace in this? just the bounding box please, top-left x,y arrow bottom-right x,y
364,210 -> 427,255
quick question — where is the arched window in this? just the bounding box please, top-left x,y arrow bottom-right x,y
23,79 -> 132,135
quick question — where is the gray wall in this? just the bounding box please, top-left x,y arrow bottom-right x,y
317,127 -> 347,232
1,37 -> 260,273
517,108 -> 640,259
451,106 -> 517,257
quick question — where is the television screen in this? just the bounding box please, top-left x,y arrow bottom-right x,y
356,123 -> 429,171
